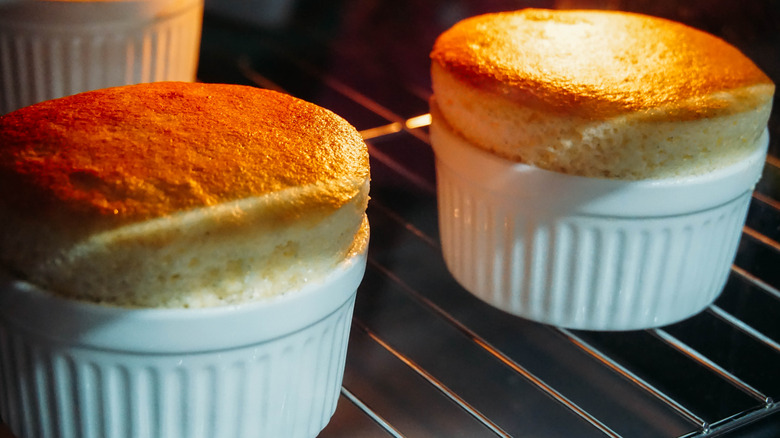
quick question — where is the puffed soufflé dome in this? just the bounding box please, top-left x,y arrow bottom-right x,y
0,81 -> 370,307
430,9 -> 774,179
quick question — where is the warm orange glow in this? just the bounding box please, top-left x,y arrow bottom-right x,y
431,9 -> 774,119
0,82 -> 370,221
405,113 -> 431,129
359,114 -> 431,140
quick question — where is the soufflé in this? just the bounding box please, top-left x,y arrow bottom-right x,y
0,81 -> 370,308
0,81 -> 370,438
429,9 -> 774,330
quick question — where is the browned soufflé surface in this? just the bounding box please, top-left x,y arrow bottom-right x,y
429,9 -> 774,179
431,8 -> 773,120
0,81 -> 369,222
0,82 -> 370,307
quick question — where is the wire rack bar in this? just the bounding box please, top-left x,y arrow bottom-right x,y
351,318 -> 511,437
340,387 -> 406,438
650,329 -> 772,405
557,328 -> 708,431
730,265 -> 780,300
367,259 -> 622,437
706,305 -> 780,354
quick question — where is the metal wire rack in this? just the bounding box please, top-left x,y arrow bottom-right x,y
191,4 -> 780,436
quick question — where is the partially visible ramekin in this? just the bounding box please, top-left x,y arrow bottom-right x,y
431,118 -> 769,331
0,0 -> 203,114
0,243 -> 367,438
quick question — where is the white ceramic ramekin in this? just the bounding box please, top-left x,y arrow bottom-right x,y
431,119 -> 769,331
0,244 -> 366,438
0,0 -> 203,114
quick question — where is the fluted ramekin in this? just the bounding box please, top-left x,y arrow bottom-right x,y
430,118 -> 768,331
0,243 -> 366,438
0,0 -> 203,114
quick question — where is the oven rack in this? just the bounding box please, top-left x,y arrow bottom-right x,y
192,11 -> 780,436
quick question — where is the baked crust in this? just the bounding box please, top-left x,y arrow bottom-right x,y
431,8 -> 774,121
429,9 -> 774,179
0,82 -> 370,307
0,81 -> 369,223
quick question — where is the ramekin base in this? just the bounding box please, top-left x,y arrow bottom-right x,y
431,118 -> 768,331
0,247 -> 367,438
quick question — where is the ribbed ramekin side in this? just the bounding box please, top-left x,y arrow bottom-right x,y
0,2 -> 202,114
0,292 -> 356,438
130,4 -> 202,84
436,161 -> 753,330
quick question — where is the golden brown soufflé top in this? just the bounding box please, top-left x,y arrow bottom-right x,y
430,8 -> 774,119
0,82 -> 369,222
